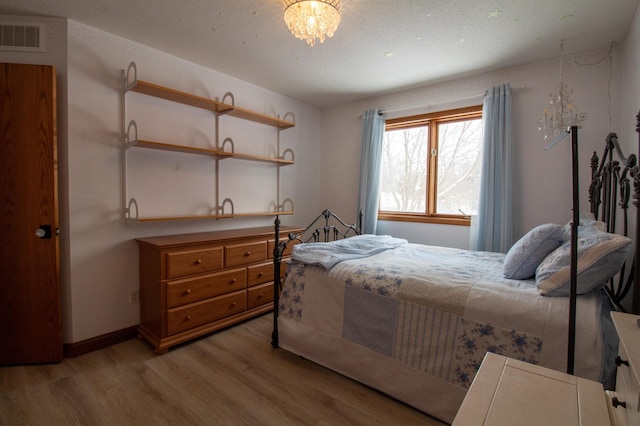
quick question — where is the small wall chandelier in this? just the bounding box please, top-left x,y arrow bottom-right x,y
538,83 -> 588,141
283,0 -> 342,46
538,41 -> 587,141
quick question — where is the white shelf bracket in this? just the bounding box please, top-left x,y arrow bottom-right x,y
124,62 -> 138,92
215,198 -> 235,217
220,137 -> 235,154
221,92 -> 235,107
281,148 -> 294,162
125,120 -> 138,146
282,111 -> 296,125
125,198 -> 139,221
277,198 -> 294,212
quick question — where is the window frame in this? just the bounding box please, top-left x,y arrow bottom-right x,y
378,105 -> 483,226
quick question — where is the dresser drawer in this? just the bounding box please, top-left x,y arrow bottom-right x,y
166,268 -> 246,308
167,291 -> 246,335
247,260 -> 289,287
166,247 -> 224,279
247,282 -> 274,309
225,241 -> 267,267
247,262 -> 274,287
606,390 -> 628,426
616,342 -> 640,425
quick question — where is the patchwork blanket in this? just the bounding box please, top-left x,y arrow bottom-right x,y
280,243 -> 605,389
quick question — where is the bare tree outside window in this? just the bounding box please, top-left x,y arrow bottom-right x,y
436,119 -> 483,215
380,127 -> 428,212
378,106 -> 483,226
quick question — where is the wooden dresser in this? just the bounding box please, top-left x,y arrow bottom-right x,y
610,311 -> 640,425
136,226 -> 301,354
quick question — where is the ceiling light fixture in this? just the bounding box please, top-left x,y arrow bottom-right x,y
283,0 -> 342,46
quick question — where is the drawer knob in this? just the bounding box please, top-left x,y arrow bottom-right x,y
258,272 -> 264,277
231,301 -> 237,307
257,293 -> 263,299
195,259 -> 202,265
184,289 -> 191,295
230,278 -> 236,284
612,397 -> 627,408
245,251 -> 251,257
185,315 -> 192,321
615,355 -> 629,367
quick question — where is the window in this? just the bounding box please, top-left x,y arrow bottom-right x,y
379,105 -> 483,226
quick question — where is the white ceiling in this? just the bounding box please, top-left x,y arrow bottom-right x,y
1,0 -> 638,108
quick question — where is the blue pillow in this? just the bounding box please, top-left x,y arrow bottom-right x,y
561,213 -> 606,242
503,224 -> 564,280
535,231 -> 632,296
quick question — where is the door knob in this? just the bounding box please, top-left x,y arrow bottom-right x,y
35,225 -> 52,239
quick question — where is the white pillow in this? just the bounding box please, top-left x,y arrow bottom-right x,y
535,231 -> 632,296
503,223 -> 563,280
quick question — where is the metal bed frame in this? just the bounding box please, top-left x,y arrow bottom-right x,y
271,209 -> 362,347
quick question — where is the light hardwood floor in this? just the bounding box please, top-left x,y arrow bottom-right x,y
0,314 -> 446,425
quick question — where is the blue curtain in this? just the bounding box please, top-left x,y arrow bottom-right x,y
470,84 -> 514,252
357,109 -> 385,234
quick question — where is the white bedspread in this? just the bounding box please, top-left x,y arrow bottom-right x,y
279,243 -> 608,422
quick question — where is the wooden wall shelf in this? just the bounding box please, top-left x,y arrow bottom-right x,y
126,139 -> 233,158
126,139 -> 294,165
126,80 -> 233,115
132,210 -> 294,223
226,106 -> 295,129
122,61 -> 296,222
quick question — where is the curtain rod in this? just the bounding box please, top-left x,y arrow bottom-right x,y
376,83 -> 527,116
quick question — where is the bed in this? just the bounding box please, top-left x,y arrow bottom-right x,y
271,118 -> 639,424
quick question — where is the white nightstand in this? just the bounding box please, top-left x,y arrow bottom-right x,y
452,352 -> 611,425
610,311 -> 640,426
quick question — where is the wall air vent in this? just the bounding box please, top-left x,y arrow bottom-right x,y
0,23 -> 44,52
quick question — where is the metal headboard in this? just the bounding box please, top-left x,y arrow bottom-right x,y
589,114 -> 640,313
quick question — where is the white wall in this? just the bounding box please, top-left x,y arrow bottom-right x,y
321,44 -> 632,250
63,21 -> 327,342
2,15 -> 324,343
621,5 -> 640,157
2,8 -> 638,343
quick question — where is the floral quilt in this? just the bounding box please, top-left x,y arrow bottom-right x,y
280,243 -> 604,389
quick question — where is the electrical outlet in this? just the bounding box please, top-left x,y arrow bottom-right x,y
129,289 -> 139,304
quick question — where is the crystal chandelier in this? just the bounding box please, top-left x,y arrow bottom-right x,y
283,0 -> 342,46
538,42 -> 587,140
538,83 -> 588,140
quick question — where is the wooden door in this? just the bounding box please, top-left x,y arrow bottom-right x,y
0,63 -> 62,364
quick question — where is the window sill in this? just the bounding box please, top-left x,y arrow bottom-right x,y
378,212 -> 470,227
